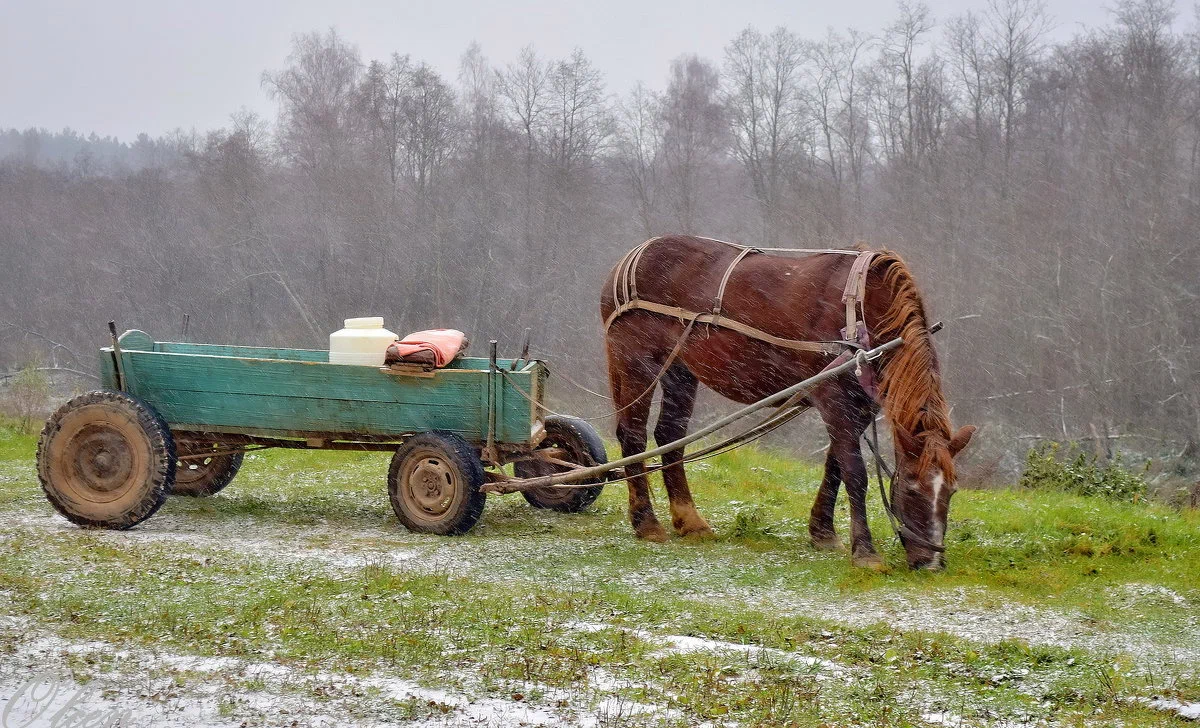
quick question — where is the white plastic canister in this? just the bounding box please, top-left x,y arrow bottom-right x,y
328,317 -> 398,366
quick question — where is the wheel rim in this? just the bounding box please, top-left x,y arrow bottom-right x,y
50,410 -> 148,505
400,448 -> 462,524
175,443 -> 226,486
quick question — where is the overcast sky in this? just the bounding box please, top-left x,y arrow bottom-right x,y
0,0 -> 1159,141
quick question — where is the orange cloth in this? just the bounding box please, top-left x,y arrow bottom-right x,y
386,329 -> 468,368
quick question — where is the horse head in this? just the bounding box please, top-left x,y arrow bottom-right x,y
891,425 -> 975,570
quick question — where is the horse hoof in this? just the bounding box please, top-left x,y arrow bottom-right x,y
635,524 -> 669,543
675,514 -> 714,540
810,535 -> 845,552
679,525 -> 715,541
852,553 -> 887,571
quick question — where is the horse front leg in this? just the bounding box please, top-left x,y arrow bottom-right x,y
808,446 -> 843,551
834,437 -> 883,570
655,364 -> 712,538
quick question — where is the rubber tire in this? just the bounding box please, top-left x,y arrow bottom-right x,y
36,389 -> 176,530
388,431 -> 487,535
172,442 -> 243,497
517,415 -> 607,513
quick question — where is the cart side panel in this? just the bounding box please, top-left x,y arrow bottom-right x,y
490,361 -> 546,446
100,349 -> 538,444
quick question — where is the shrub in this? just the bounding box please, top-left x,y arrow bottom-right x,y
3,364 -> 51,433
728,501 -> 775,539
1019,442 -> 1148,503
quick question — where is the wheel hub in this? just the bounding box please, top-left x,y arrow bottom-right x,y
70,426 -> 134,493
407,456 -> 454,515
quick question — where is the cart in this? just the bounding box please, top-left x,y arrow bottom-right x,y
36,328 -> 607,533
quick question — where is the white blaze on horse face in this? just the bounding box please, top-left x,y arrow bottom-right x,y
930,469 -> 946,544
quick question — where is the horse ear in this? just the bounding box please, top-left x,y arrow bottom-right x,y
894,427 -> 921,460
949,425 -> 976,457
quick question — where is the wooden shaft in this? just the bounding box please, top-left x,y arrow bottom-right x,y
495,336 -> 903,493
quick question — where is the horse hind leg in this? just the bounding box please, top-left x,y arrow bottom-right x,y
655,364 -> 713,539
609,336 -> 669,543
808,446 -> 844,551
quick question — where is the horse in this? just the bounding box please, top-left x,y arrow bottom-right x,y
600,235 -> 975,570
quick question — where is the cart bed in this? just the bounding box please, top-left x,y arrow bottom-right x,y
99,330 -> 545,446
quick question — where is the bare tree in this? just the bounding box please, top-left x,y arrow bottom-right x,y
615,83 -> 664,237
946,11 -> 993,168
496,45 -> 549,245
879,1 -> 935,162
806,28 -> 874,214
725,27 -> 805,242
661,55 -> 725,234
545,49 -> 610,182
984,0 -> 1051,183
261,29 -> 363,176
458,42 -> 500,172
401,64 -> 457,199
360,53 -> 411,194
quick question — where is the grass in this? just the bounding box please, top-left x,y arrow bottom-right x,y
1,427 -> 1198,726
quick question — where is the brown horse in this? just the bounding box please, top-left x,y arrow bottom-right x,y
600,235 -> 975,570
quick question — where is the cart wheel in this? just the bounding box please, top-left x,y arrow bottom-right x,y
388,431 -> 486,535
36,390 -> 176,530
517,415 -> 607,513
172,441 -> 244,497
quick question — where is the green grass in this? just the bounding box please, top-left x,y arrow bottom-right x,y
1,428 -> 1198,726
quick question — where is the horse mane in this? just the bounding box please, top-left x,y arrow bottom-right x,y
870,252 -> 956,478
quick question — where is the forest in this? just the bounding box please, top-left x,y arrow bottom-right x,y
2,0 -> 1197,466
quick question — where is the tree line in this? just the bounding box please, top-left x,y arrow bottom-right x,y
2,0 -> 1198,460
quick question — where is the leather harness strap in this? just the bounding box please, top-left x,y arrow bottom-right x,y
606,238 -> 875,356
714,245 -> 757,315
842,250 -> 877,342
605,299 -> 846,354
612,237 -> 658,309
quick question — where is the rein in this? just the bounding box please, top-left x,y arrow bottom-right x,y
863,418 -> 944,554
861,319 -> 949,555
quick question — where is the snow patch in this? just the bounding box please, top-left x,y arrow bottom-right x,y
370,676 -> 564,725
1116,582 -> 1192,606
1147,697 -> 1200,721
565,621 -> 846,675
654,634 -> 843,673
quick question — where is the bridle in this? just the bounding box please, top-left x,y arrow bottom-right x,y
863,416 -> 947,554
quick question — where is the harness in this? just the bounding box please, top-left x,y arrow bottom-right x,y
605,236 -> 945,553
605,236 -> 875,356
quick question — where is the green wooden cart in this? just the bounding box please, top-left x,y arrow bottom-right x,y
35,329 -> 607,533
